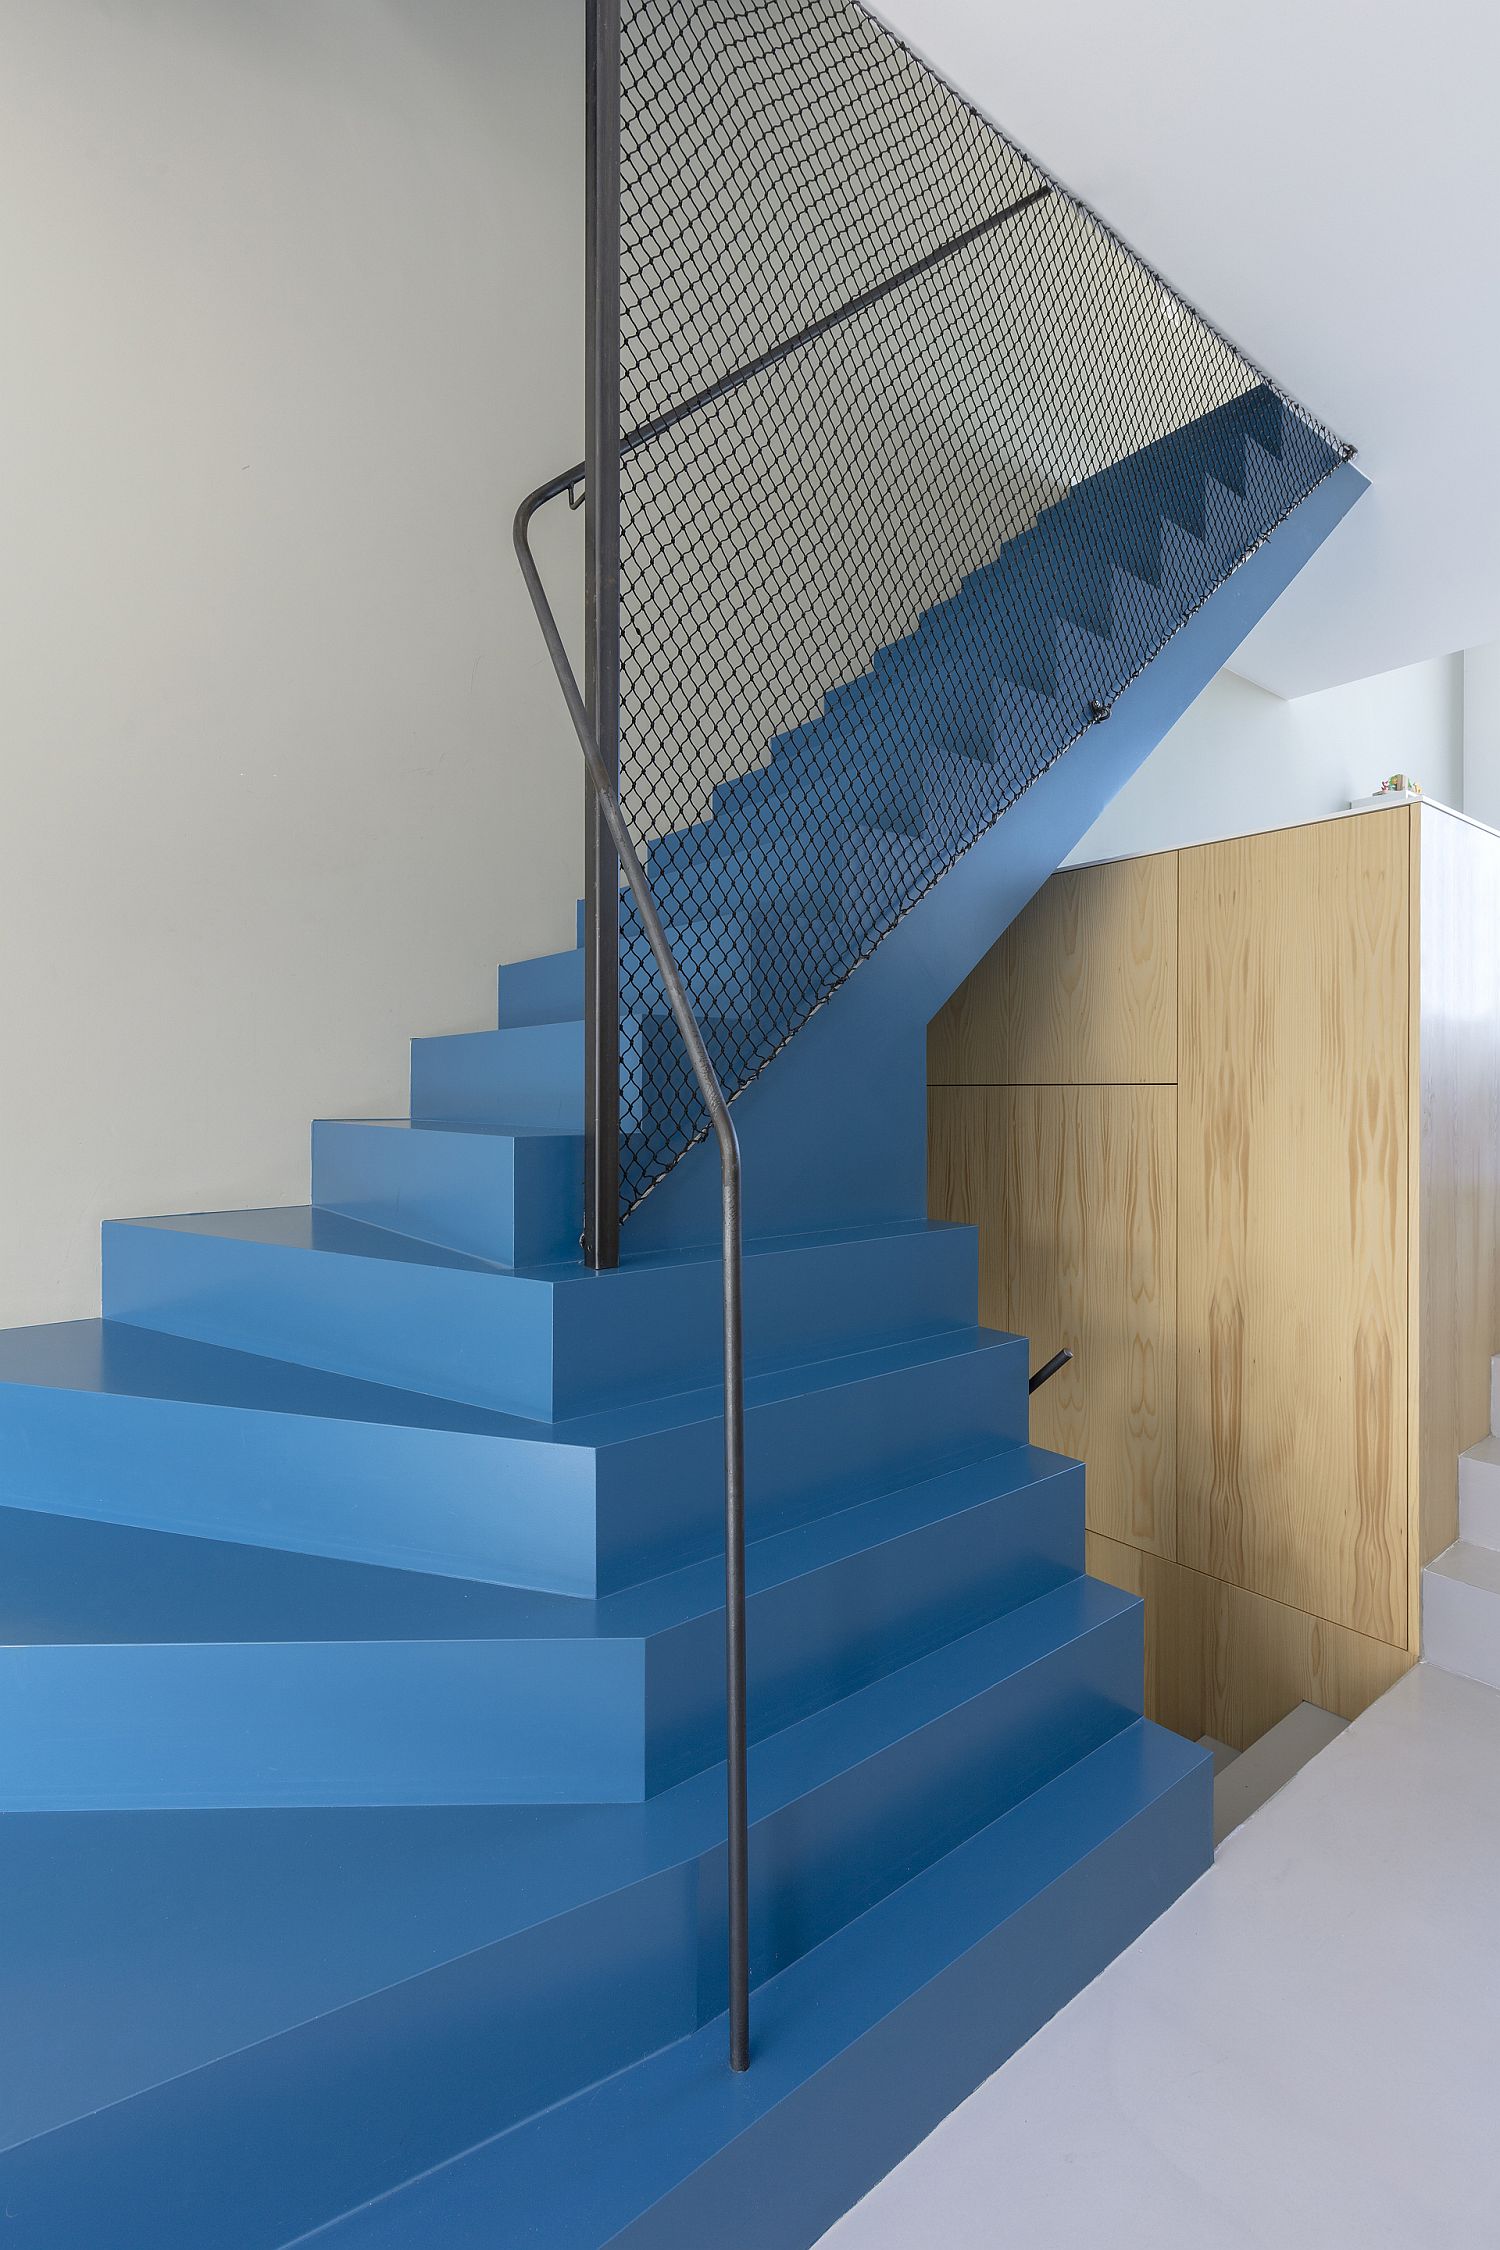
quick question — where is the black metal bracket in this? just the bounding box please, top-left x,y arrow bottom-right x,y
1029,1347 -> 1074,1395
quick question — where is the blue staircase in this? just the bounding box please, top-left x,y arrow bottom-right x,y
616,386 -> 1348,1207
0,404 -> 1366,2246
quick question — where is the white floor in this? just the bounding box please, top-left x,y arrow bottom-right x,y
817,1661 -> 1500,2250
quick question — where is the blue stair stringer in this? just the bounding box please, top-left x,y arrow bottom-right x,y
607,388 -> 1354,1206
0,427 -> 1366,2247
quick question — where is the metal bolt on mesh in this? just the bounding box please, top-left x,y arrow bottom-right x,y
611,0 -> 1349,1219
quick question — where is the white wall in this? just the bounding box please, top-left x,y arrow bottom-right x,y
874,0 -> 1500,701
0,0 -> 584,1327
1066,652 -> 1465,867
1462,646 -> 1500,832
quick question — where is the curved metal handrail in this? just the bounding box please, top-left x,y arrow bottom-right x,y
514,116 -> 1056,2093
514,476 -> 752,2075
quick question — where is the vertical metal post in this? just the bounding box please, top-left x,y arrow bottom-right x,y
722,1150 -> 750,2073
583,0 -> 622,1271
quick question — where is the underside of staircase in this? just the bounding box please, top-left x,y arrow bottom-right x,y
0,394 -> 1364,2242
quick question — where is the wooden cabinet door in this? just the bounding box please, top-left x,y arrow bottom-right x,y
1177,813 -> 1409,1645
930,1081 -> 1175,1558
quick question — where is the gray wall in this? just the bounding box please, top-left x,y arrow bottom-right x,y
0,0 -> 584,1325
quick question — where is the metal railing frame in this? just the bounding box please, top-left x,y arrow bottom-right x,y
514,3 -> 1057,2081
514,0 -> 748,2072
515,0 -> 1354,2084
582,0 -> 622,1278
514,469 -> 751,2072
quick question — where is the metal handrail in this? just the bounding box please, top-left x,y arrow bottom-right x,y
509,172 -> 1058,2082
514,479 -> 752,2076
527,180 -> 1053,515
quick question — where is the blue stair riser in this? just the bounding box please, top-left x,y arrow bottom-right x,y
616,1010 -> 777,1146
1242,437 -> 1307,544
706,752 -> 1001,864
619,900 -> 850,1012
410,1019 -> 583,1131
312,1119 -> 584,1268
915,543 -> 1111,681
497,946 -> 585,1028
495,1733 -> 1212,2250
852,549 -> 1167,740
0,1589 -> 1149,2249
1057,425 -> 1316,583
0,1367 -> 598,1595
626,461 -> 1367,1252
646,820 -> 932,948
598,1330 -> 1029,1590
0,1639 -> 648,1811
0,1327 -> 1028,1596
13,1452 -> 1083,1812
651,591 -> 1180,916
646,1453 -> 1084,1791
867,514 -> 1125,695
0,1454 -> 1083,1810
410,1016 -> 730,1143
732,763 -> 981,864
819,647 -> 1051,751
100,1214 -> 985,1423
0,1855 -> 705,2250
683,1748 -> 1209,2250
679,390 -> 1301,817
827,649 -> 1051,792
692,1585 -> 1145,2017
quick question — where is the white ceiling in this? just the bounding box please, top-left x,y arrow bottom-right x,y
874,0 -> 1498,697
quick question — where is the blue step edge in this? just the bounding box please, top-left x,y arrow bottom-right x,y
300,1723 -> 1213,2249
0,1443 -> 1086,1808
98,1206 -> 990,1424
0,1588 -> 1165,2246
0,1317 -> 1029,1595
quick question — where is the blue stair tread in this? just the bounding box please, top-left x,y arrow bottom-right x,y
0,1504 -> 554,1645
113,1205 -> 507,1276
0,1803 -> 494,2152
310,1115 -> 586,1269
741,1573 -> 1137,1814
318,1116 -> 584,1144
0,1317 -> 1014,1452
0,1444 -> 1074,1649
0,1573 -> 1136,2152
0,1318 -> 516,1436
311,1719 -> 1208,2248
100,1207 -> 994,1421
110,1204 -> 970,1286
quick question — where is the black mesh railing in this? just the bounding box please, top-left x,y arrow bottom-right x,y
608,0 -> 1349,1217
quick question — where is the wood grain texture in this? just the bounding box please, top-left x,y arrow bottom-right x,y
930,1083 -> 1175,1555
928,853 -> 1177,1086
1414,805 -> 1500,1574
1177,814 -> 1409,1645
1086,1531 -> 1412,1749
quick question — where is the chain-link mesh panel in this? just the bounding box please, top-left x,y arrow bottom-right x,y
615,0 -> 1348,1216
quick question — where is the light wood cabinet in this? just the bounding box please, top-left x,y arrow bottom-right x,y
932,1084 -> 1176,1557
929,802 -> 1500,1746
